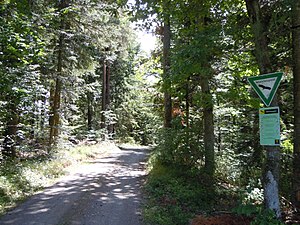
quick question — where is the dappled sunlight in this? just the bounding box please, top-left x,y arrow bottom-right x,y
0,147 -> 150,225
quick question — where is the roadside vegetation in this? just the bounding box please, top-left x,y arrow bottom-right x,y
143,147 -> 294,225
143,156 -> 230,225
0,141 -> 114,215
1,0 -> 300,224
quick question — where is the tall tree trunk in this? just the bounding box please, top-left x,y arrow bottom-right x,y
49,77 -> 62,145
2,103 -> 18,159
106,64 -> 113,134
49,31 -> 63,145
292,0 -> 300,210
200,74 -> 215,179
185,77 -> 190,128
101,60 -> 107,129
49,0 -> 68,146
245,0 -> 281,218
40,94 -> 47,143
106,64 -> 111,109
87,91 -> 93,130
101,60 -> 113,136
163,1 -> 172,128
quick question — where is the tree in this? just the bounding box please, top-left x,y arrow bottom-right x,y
292,0 -> 300,210
170,0 -> 218,177
48,0 -> 72,145
131,0 -> 173,128
0,0 -> 43,157
245,0 -> 281,218
162,0 -> 172,128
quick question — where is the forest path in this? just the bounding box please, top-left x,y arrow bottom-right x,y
0,145 -> 150,225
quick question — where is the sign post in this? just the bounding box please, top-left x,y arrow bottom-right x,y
248,72 -> 282,218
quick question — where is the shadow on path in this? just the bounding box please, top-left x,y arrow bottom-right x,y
0,146 -> 150,225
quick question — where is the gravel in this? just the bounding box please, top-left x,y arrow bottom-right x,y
0,145 -> 150,225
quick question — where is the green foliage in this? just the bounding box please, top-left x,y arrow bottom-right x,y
0,142 -> 105,215
0,0 -> 146,156
251,209 -> 285,225
0,0 -> 296,222
144,152 -> 241,225
233,203 -> 261,217
234,204 -> 285,225
114,53 -> 161,145
280,139 -> 293,198
233,184 -> 287,224
215,147 -> 242,184
143,162 -> 213,225
0,159 -> 63,214
153,126 -> 204,169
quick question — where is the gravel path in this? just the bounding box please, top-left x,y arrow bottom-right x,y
0,146 -> 150,225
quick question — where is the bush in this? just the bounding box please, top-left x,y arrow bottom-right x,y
154,127 -> 204,169
143,155 -> 232,225
0,142 -> 107,215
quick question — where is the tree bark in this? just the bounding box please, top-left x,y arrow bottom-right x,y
106,64 -> 113,134
40,94 -> 47,141
106,64 -> 111,109
245,0 -> 272,73
49,0 -> 68,146
87,91 -> 93,130
200,74 -> 215,179
49,77 -> 62,145
2,103 -> 18,159
245,0 -> 281,218
101,60 -> 107,129
292,0 -> 300,210
185,77 -> 190,128
163,1 -> 172,128
49,34 -> 63,145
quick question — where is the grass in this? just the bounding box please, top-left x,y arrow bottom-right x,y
0,141 -> 114,215
142,154 -> 241,225
142,152 -> 293,225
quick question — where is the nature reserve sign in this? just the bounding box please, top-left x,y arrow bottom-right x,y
247,72 -> 283,106
259,107 -> 280,146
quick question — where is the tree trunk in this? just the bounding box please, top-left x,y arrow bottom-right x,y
292,0 -> 300,210
185,77 -> 190,128
49,31 -> 63,145
40,94 -> 47,143
101,60 -> 107,129
101,59 -> 113,136
106,64 -> 111,109
106,64 -> 113,134
245,0 -> 272,73
200,74 -> 215,179
2,103 -> 18,159
163,1 -> 172,128
49,0 -> 68,146
49,77 -> 62,145
245,0 -> 281,218
87,91 -> 93,130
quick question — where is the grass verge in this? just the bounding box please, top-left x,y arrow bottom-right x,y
0,142 -> 114,215
142,155 -> 241,225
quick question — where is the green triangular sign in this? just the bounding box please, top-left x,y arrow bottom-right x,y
247,72 -> 283,106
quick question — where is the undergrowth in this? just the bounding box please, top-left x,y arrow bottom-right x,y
143,151 -> 291,225
143,153 -> 240,225
0,142 -> 110,215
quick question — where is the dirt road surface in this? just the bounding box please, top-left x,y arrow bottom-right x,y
0,145 -> 150,225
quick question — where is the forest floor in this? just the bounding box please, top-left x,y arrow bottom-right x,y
190,214 -> 253,225
143,154 -> 300,225
0,142 -> 299,225
190,211 -> 300,225
0,144 -> 150,225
